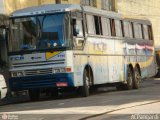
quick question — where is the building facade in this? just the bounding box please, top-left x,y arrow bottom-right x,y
4,0 -> 115,14
3,0 -> 160,49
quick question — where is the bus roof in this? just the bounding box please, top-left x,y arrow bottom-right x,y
10,4 -> 81,17
10,4 -> 122,18
124,18 -> 152,25
10,4 -> 151,25
83,6 -> 122,18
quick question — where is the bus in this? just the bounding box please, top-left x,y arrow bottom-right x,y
8,4 -> 157,100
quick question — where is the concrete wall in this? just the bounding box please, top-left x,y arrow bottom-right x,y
4,0 -> 81,14
0,0 -> 5,14
115,0 -> 160,49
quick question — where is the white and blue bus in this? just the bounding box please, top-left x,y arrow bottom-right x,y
8,4 -> 157,100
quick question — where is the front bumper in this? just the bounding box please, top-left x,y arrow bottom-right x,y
9,73 -> 74,91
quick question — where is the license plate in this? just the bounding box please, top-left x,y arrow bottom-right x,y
56,82 -> 68,87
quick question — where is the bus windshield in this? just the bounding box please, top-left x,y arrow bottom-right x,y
10,13 -> 70,52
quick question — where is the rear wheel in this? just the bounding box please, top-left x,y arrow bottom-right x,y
133,67 -> 141,89
125,67 -> 134,90
29,89 -> 40,101
79,69 -> 90,97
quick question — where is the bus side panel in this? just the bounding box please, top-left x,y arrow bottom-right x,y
138,56 -> 148,78
73,54 -> 88,87
146,42 -> 156,77
136,43 -> 148,78
87,37 -> 107,84
107,39 -> 124,83
125,41 -> 136,81
73,39 -> 89,87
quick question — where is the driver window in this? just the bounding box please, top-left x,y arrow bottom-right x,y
72,19 -> 84,37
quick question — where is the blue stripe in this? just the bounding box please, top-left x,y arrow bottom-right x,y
9,73 -> 74,91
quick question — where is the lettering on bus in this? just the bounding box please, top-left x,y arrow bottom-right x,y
94,42 -> 107,51
10,56 -> 24,61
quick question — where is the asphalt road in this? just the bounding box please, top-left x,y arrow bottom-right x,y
0,78 -> 160,120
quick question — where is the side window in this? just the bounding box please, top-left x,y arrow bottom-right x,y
72,18 -> 84,48
128,22 -> 133,38
123,21 -> 133,38
115,20 -> 122,37
148,25 -> 153,40
143,25 -> 149,40
110,19 -> 116,36
121,20 -> 125,37
134,23 -> 139,39
101,17 -> 111,36
131,22 -> 135,38
138,24 -> 143,39
86,14 -> 95,34
72,19 -> 84,37
94,16 -> 102,35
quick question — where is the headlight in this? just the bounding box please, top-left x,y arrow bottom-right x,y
11,71 -> 24,77
17,72 -> 23,77
11,72 -> 17,77
54,68 -> 61,73
60,68 -> 66,73
52,67 -> 72,73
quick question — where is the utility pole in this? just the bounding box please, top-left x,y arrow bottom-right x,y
38,0 -> 41,5
55,0 -> 61,4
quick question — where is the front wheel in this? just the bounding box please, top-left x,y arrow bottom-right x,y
29,89 -> 40,101
79,69 -> 90,97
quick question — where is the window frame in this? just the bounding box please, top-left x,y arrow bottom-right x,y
115,19 -> 123,37
94,15 -> 103,35
110,18 -> 116,36
101,17 -> 111,36
86,14 -> 96,35
148,25 -> 153,40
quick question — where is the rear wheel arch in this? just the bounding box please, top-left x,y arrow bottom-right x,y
84,64 -> 94,85
79,65 -> 93,97
128,64 -> 134,75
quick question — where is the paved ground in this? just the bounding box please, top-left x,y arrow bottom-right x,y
0,78 -> 160,120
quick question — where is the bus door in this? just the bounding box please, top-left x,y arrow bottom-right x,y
71,12 -> 86,86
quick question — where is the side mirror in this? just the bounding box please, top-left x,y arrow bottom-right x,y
73,37 -> 84,47
0,28 -> 6,41
73,25 -> 80,36
75,25 -> 80,35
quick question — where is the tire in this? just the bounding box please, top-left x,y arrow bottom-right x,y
0,91 -> 1,100
125,67 -> 134,90
79,69 -> 90,97
29,89 -> 40,101
51,88 -> 59,98
116,84 -> 125,91
133,67 -> 141,89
